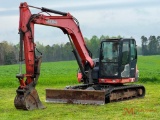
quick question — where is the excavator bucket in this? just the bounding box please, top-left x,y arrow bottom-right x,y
14,88 -> 46,110
46,89 -> 105,105
14,56 -> 46,110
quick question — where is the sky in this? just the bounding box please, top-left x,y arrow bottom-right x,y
0,0 -> 160,46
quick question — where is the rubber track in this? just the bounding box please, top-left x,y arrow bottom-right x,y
106,84 -> 145,103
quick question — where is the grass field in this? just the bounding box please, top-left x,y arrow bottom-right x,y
0,55 -> 160,120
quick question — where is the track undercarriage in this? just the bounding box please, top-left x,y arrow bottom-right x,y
14,83 -> 145,110
46,84 -> 145,105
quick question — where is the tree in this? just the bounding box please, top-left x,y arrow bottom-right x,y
157,36 -> 160,54
148,36 -> 158,55
141,36 -> 148,55
0,41 -> 17,65
4,51 -> 17,65
137,46 -> 142,55
89,35 -> 100,58
0,43 -> 5,65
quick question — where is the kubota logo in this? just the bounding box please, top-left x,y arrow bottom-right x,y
46,19 -> 57,24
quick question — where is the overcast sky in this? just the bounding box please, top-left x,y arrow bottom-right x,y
0,0 -> 160,46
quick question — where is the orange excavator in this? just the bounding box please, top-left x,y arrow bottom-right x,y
14,2 -> 145,110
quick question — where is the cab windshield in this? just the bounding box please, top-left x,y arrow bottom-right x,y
100,41 -> 119,77
101,42 -> 119,62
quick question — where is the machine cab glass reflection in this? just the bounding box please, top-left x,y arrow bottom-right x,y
100,41 -> 119,77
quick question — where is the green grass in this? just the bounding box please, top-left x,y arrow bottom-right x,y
138,55 -> 160,83
0,56 -> 160,120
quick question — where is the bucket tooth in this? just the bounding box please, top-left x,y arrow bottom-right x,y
46,89 -> 105,105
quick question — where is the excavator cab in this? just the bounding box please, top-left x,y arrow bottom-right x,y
99,38 -> 137,83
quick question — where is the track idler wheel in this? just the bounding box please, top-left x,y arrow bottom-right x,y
14,88 -> 45,110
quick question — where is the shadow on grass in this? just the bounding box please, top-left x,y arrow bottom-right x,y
139,77 -> 160,83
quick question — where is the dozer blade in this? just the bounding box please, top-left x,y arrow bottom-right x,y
14,88 -> 46,110
46,89 -> 105,105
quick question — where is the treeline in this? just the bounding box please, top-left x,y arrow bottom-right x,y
0,41 -> 18,65
141,35 -> 160,55
0,35 -> 159,65
0,35 -> 121,65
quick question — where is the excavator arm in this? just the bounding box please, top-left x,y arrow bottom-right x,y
19,2 -> 94,86
14,2 -> 97,110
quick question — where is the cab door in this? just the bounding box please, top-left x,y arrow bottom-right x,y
129,39 -> 137,77
121,39 -> 137,78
